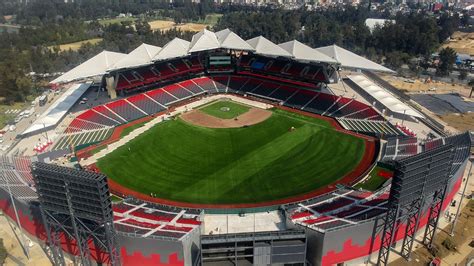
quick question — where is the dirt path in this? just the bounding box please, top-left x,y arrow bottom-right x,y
0,214 -> 52,266
180,108 -> 272,128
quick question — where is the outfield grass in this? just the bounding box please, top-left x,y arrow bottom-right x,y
200,100 -> 250,119
97,109 -> 366,205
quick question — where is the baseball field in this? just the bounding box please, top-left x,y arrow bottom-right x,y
97,101 -> 366,205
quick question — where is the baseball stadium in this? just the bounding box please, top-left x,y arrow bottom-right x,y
0,29 -> 472,266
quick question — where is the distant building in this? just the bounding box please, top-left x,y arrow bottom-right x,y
364,18 -> 395,32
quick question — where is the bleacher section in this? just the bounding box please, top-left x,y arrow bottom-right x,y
287,188 -> 390,232
212,76 -> 229,93
112,200 -> 201,240
425,132 -> 472,175
238,55 -> 328,83
382,136 -> 419,161
115,57 -> 205,93
127,93 -> 166,115
337,118 -> 402,136
0,156 -> 202,240
105,100 -> 145,122
178,80 -> 205,95
0,156 -> 37,200
163,84 -> 194,99
53,127 -> 113,151
65,74 -> 384,143
304,93 -> 338,115
192,77 -> 217,93
146,88 -> 178,106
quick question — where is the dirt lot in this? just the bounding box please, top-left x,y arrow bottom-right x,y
181,108 -> 272,128
148,20 -> 175,30
390,200 -> 474,266
442,31 -> 474,55
0,214 -> 52,266
149,20 -> 209,32
380,74 -> 471,97
439,113 -> 474,132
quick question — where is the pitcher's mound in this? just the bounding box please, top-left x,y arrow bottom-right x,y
181,107 -> 272,128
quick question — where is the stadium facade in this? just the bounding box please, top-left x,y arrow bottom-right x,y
0,28 -> 472,266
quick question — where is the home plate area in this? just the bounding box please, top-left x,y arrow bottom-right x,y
180,100 -> 272,128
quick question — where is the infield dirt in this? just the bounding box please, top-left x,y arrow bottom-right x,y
180,108 -> 272,128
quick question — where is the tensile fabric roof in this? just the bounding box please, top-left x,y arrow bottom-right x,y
316,44 -> 394,73
110,43 -> 161,71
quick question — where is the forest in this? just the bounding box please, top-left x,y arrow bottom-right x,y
0,0 -> 467,103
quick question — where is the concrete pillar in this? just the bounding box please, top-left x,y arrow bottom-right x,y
106,75 -> 118,99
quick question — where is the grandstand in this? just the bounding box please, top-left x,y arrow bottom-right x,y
287,188 -> 390,232
0,156 -> 37,200
113,200 -> 201,240
286,131 -> 471,237
0,28 -> 471,266
64,75 -> 385,138
382,136 -> 420,161
337,118 -> 402,136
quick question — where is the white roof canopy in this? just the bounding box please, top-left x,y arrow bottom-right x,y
51,31 -> 400,85
109,43 -> 161,71
152,38 -> 191,61
315,44 -> 394,73
51,51 -> 126,84
246,36 -> 293,58
279,40 -> 337,64
188,29 -> 221,53
348,75 -> 424,118
22,83 -> 92,136
215,28 -> 255,51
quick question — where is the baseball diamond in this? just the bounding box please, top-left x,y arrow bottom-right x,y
96,106 -> 366,205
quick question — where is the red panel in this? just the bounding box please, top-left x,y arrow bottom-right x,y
121,248 -> 184,266
176,218 -> 201,225
378,170 -> 393,179
321,172 -> 464,265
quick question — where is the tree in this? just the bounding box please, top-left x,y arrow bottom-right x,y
0,238 -> 6,265
437,47 -> 457,76
384,51 -> 410,70
458,69 -> 467,80
461,10 -> 469,27
468,79 -> 474,98
408,61 -> 421,76
0,52 -> 32,103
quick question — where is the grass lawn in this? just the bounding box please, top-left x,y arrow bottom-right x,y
49,38 -> 103,52
199,13 -> 223,25
355,166 -> 392,191
99,17 -> 137,26
110,194 -> 123,202
0,102 -> 29,129
199,100 -> 250,119
97,108 -> 366,205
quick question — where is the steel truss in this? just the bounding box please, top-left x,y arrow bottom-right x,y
377,145 -> 454,266
423,187 -> 447,248
33,162 -> 120,266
